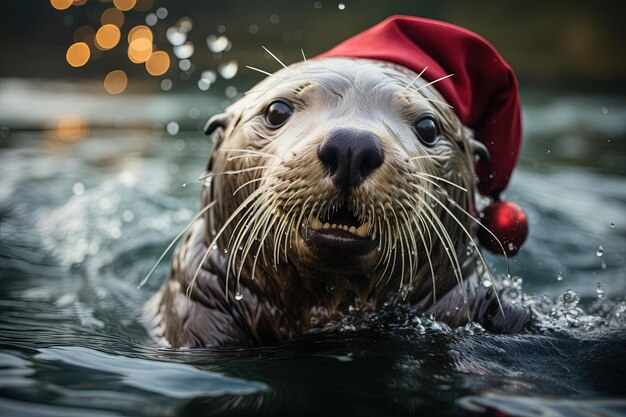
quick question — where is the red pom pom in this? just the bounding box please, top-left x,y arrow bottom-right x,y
477,200 -> 528,256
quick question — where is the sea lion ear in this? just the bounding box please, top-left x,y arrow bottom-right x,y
204,112 -> 231,135
468,137 -> 490,165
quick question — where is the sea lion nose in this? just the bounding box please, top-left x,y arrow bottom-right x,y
318,128 -> 384,189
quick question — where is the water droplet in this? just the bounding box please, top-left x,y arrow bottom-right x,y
556,271 -> 564,282
377,246 -> 382,252
546,149 -> 551,155
601,106 -> 609,115
224,249 -> 229,254
173,42 -> 194,59
559,289 -> 580,309
596,245 -> 604,257
166,121 -> 180,135
481,279 -> 492,288
212,244 -> 218,250
337,2 -> 346,10
610,223 -> 615,228
218,60 -> 238,79
596,282 -> 605,299
181,182 -> 187,188
234,292 -> 243,301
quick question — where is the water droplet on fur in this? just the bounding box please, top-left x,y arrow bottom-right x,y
223,249 -> 229,254
181,182 -> 187,188
610,222 -> 615,228
234,292 -> 243,301
377,246 -> 382,252
546,149 -> 551,155
557,272 -> 564,282
212,244 -> 217,250
596,245 -> 604,257
596,282 -> 605,299
481,279 -> 492,288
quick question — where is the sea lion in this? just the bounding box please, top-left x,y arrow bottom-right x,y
144,17 -> 531,347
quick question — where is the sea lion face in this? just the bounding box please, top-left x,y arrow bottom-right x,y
205,58 -> 477,293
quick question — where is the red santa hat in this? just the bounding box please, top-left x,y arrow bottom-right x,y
318,16 -> 528,255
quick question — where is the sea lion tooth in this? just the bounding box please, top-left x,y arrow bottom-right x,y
356,222 -> 370,237
310,216 -> 323,230
331,224 -> 337,229
323,223 -> 330,230
349,226 -> 357,234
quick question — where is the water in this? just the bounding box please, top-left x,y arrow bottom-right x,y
0,80 -> 625,416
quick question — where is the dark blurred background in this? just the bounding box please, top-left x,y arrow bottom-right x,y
1,0 -> 625,93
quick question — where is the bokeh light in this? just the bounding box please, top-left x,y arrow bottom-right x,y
101,8 -> 124,28
73,25 -> 95,43
134,0 -> 154,12
54,114 -> 86,142
146,51 -> 170,76
95,24 -> 121,50
128,38 -> 152,63
103,70 -> 128,94
66,42 -> 90,67
50,0 -> 73,11
112,0 -> 136,12
128,25 -> 153,43
73,0 -> 87,6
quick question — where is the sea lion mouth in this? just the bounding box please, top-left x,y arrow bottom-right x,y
307,205 -> 376,254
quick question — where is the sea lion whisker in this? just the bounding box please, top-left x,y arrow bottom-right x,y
389,206 -> 407,292
400,188 -> 466,304
401,66 -> 428,94
233,177 -> 264,196
138,201 -> 217,289
245,65 -> 274,77
242,125 -> 274,141
408,154 -> 443,161
411,172 -> 468,193
262,46 -> 298,76
408,186 -> 473,319
236,198 -> 279,285
423,97 -> 453,108
413,73 -> 455,93
222,151 -> 284,162
188,188 -> 265,299
300,48 -> 314,83
226,195 -> 273,291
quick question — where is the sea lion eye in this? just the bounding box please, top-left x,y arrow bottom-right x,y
264,99 -> 293,128
414,116 -> 439,146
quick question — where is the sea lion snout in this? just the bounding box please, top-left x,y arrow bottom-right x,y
318,128 -> 384,190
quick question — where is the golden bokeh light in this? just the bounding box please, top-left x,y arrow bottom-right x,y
145,51 -> 170,76
101,8 -> 124,28
95,24 -> 121,50
128,25 -> 153,44
73,0 -> 87,6
113,0 -> 136,11
66,42 -> 90,67
104,70 -> 128,95
128,38 -> 152,63
54,115 -> 87,142
50,0 -> 73,10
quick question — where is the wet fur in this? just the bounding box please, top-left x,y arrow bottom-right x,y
145,58 -> 530,347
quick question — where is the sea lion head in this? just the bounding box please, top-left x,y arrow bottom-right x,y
200,57 -> 486,302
